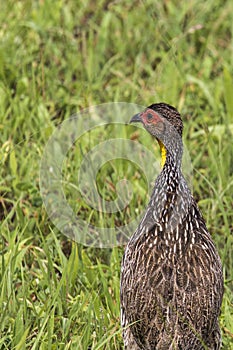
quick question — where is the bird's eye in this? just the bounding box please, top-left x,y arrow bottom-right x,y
146,113 -> 153,122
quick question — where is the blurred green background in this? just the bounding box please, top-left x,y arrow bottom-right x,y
0,0 -> 232,349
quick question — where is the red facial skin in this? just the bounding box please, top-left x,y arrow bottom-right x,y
141,109 -> 163,125
141,110 -> 165,134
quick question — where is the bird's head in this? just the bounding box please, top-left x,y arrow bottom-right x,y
130,103 -> 183,167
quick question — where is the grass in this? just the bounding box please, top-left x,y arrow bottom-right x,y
0,0 -> 233,349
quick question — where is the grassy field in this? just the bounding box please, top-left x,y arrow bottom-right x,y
0,0 -> 233,349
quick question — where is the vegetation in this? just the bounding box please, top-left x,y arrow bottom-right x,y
0,0 -> 232,349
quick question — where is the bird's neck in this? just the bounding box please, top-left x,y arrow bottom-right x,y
158,140 -> 183,171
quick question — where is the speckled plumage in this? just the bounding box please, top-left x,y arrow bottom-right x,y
120,103 -> 223,350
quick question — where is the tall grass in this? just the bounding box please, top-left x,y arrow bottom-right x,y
0,0 -> 232,349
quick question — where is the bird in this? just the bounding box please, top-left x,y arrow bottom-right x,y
120,103 -> 223,350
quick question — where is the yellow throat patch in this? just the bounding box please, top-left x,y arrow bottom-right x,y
158,140 -> 167,168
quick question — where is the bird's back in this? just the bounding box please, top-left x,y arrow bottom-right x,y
121,205 -> 223,348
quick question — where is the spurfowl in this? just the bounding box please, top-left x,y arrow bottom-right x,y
120,103 -> 223,350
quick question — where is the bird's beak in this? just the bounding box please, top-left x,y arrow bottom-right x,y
130,113 -> 142,124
